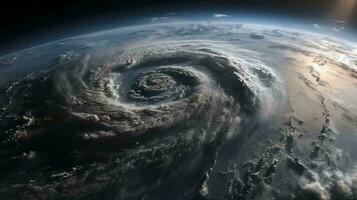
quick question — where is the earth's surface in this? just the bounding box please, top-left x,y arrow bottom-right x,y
0,21 -> 357,200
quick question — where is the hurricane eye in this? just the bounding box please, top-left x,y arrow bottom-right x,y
117,67 -> 199,105
132,73 -> 176,96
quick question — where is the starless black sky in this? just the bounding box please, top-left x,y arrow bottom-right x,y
0,0 -> 356,54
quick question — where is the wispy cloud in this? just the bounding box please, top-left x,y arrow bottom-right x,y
313,24 -> 322,29
213,13 -> 229,18
145,16 -> 176,23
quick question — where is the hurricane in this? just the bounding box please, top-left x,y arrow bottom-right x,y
0,22 -> 357,200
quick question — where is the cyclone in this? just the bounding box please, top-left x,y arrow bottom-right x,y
0,22 -> 356,200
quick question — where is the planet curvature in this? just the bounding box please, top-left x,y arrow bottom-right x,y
0,21 -> 357,200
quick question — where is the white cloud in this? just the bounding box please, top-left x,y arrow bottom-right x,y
313,24 -> 322,29
213,13 -> 229,18
145,17 -> 175,23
